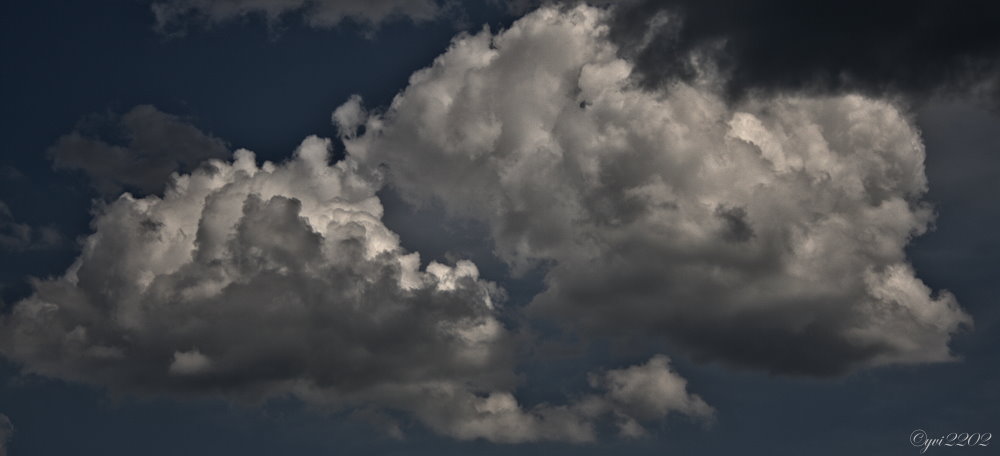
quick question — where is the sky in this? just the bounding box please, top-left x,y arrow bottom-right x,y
1,1 -> 998,455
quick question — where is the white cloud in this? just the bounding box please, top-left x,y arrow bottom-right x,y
2,3 -> 969,443
589,355 -> 714,437
322,354 -> 713,443
596,355 -> 713,423
340,4 -> 972,375
1,136 -> 710,442
4,137 -> 510,438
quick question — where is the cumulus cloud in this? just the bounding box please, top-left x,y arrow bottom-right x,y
7,136 -> 507,433
340,5 -> 972,375
152,0 -> 441,34
356,353 -> 713,443
2,136 -> 710,442
48,105 -> 229,197
588,355 -> 714,437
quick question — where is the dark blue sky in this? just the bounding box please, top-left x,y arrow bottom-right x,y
1,1 -> 998,455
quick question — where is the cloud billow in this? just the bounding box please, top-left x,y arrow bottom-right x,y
340,5 -> 972,376
3,135 -> 712,442
2,2 -> 978,443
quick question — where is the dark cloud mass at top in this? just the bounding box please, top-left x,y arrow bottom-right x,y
152,0 -> 1000,104
601,0 -> 1000,104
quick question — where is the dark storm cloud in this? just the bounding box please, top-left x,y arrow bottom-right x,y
48,105 -> 229,197
603,0 -> 1000,104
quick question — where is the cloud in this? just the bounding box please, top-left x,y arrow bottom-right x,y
0,200 -> 63,252
152,0 -> 441,34
588,355 -> 714,437
2,136 -> 710,442
7,136 -> 507,433
48,105 -> 229,197
596,355 -> 712,422
340,4 -> 972,376
169,349 -> 213,375
355,353 -> 713,443
599,0 -> 1000,105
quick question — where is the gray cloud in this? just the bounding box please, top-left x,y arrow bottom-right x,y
341,5 -> 971,376
371,353 -> 713,443
0,200 -> 63,252
152,0 -> 441,34
7,137 -> 511,435
3,136 -> 711,442
588,354 -> 714,437
48,105 -> 229,197
599,0 -> 1000,106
